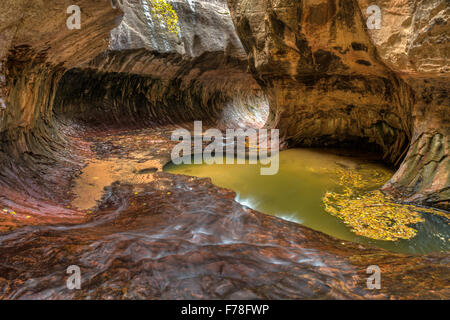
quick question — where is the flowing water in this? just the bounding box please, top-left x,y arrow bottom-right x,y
164,148 -> 450,254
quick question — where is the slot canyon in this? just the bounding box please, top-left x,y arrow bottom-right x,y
0,0 -> 448,299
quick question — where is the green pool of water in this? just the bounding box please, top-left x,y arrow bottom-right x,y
164,148 -> 450,254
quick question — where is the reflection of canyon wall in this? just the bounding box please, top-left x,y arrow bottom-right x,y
227,0 -> 449,209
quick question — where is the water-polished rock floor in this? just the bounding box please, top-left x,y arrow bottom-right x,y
0,123 -> 448,299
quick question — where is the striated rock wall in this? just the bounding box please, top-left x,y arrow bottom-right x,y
358,0 -> 449,75
226,0 -> 449,208
0,0 -> 448,208
0,0 -> 448,300
356,0 -> 449,208
54,0 -> 268,129
0,0 -> 268,209
110,0 -> 247,59
54,51 -> 267,129
0,0 -> 121,144
227,0 -> 414,163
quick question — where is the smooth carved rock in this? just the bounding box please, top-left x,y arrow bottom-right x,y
110,0 -> 247,59
358,0 -> 449,75
226,0 -> 449,208
0,0 -> 121,136
358,0 -> 450,208
0,126 -> 448,299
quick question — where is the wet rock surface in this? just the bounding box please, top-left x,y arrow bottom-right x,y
1,124 -> 449,299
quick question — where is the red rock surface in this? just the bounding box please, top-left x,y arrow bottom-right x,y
1,124 -> 448,299
0,0 -> 448,299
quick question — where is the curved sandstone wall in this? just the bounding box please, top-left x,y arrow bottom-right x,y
0,0 -> 448,209
358,0 -> 449,208
54,0 -> 269,129
0,0 -> 269,209
226,0 -> 449,209
0,0 -> 120,135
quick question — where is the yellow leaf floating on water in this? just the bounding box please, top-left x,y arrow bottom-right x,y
322,167 -> 448,241
323,190 -> 425,241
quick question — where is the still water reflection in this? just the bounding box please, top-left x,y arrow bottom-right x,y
165,149 -> 450,254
